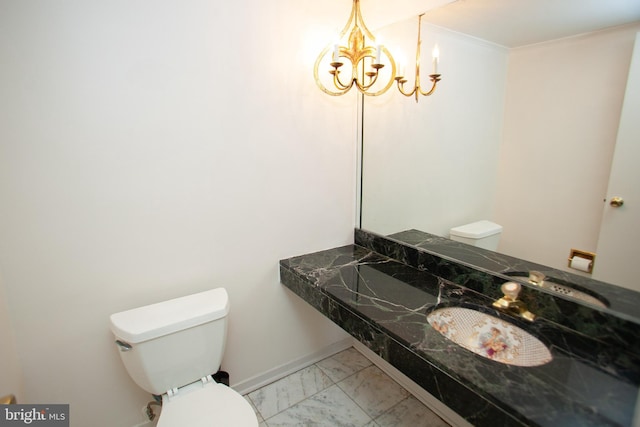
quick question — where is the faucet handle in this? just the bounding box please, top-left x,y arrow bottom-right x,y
501,282 -> 521,301
495,281 -> 536,321
528,271 -> 545,285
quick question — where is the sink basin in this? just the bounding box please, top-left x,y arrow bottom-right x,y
427,307 -> 552,367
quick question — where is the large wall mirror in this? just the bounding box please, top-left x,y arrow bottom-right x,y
359,0 -> 640,317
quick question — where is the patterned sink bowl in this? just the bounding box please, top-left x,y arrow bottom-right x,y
427,307 -> 552,367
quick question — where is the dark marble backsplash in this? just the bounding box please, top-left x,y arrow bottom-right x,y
375,229 -> 639,318
355,228 -> 640,357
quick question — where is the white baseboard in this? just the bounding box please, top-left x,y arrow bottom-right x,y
351,340 -> 473,427
231,338 -> 353,396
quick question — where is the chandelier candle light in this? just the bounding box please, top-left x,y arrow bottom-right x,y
395,13 -> 441,102
314,0 -> 396,96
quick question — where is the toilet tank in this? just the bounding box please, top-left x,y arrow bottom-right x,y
110,288 -> 229,395
449,220 -> 503,251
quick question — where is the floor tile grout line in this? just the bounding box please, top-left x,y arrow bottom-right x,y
250,346 -> 450,426
337,369 -> 406,426
258,365 -> 334,423
262,381 -> 376,427
246,360 -> 339,422
255,359 -> 350,423
370,395 -> 414,426
250,347 -> 408,426
256,349 -> 377,425
334,364 -> 419,425
259,359 -> 375,423
334,380 -> 376,426
315,358 -> 379,423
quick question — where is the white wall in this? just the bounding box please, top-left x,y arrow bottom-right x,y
0,269 -> 24,403
0,1 -> 355,426
361,19 -> 509,236
494,24 -> 640,272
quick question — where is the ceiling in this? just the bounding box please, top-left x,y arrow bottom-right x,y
362,0 -> 640,48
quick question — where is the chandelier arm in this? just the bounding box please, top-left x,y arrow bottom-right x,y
354,78 -> 367,92
363,45 -> 396,96
355,76 -> 377,92
315,77 -> 355,96
411,49 -> 422,101
418,81 -> 437,97
314,54 -> 354,96
418,74 -> 441,96
318,79 -> 354,96
351,50 -> 385,92
355,68 -> 380,91
337,0 -> 358,40
331,86 -> 356,96
333,69 -> 354,91
353,0 -> 376,42
395,80 -> 416,97
314,47 -> 346,95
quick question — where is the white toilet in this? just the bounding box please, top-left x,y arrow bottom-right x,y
109,288 -> 258,427
449,220 -> 503,251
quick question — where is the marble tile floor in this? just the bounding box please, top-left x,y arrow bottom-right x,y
244,347 -> 451,427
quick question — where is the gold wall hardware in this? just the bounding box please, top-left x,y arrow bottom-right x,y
610,197 -> 624,207
1,394 -> 17,404
395,14 -> 441,102
314,0 -> 396,96
493,282 -> 536,321
568,249 -> 596,274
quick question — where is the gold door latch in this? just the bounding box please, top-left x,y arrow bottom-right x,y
610,197 -> 624,207
0,394 -> 16,404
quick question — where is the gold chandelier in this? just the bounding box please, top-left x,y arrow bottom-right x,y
314,2 -> 442,100
314,0 -> 396,96
395,14 -> 441,102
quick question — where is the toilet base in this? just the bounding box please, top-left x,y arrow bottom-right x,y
212,370 -> 229,386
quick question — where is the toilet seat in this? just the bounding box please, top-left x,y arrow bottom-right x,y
156,381 -> 258,427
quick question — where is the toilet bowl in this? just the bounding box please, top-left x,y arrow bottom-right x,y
157,380 -> 256,427
109,288 -> 258,427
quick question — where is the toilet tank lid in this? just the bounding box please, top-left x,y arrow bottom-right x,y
110,288 -> 229,344
450,220 -> 502,239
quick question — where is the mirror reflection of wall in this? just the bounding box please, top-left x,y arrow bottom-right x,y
495,27 -> 639,284
362,19 -> 509,236
361,16 -> 640,284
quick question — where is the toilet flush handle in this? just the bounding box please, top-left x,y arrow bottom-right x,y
115,340 -> 132,352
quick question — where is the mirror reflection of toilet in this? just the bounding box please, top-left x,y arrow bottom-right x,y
449,220 -> 503,251
110,288 -> 258,427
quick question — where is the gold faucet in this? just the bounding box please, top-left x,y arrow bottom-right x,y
493,282 -> 536,321
527,271 -> 546,286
